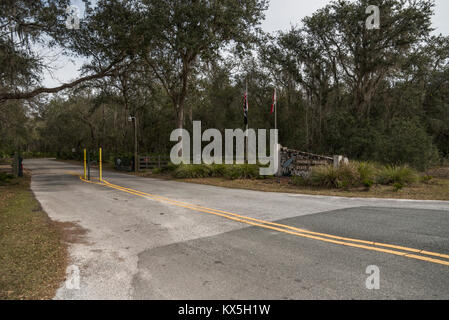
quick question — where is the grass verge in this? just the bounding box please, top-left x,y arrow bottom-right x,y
175,176 -> 449,201
0,172 -> 68,300
146,165 -> 449,201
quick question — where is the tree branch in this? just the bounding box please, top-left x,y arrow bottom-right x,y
0,59 -> 124,103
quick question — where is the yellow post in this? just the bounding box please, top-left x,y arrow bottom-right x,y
99,147 -> 103,182
83,149 -> 87,180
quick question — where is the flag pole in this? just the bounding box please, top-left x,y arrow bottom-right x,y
245,79 -> 249,164
275,87 -> 277,131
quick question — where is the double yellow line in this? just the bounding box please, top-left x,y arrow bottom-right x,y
79,176 -> 449,267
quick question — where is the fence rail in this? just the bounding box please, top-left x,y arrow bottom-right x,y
139,155 -> 170,170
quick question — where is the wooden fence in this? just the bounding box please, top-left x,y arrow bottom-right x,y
138,155 -> 171,170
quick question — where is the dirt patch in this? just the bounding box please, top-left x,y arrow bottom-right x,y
428,167 -> 449,179
53,221 -> 89,245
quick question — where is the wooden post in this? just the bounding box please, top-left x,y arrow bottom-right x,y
134,118 -> 138,173
87,152 -> 91,181
99,148 -> 102,182
83,149 -> 87,180
12,152 -> 18,177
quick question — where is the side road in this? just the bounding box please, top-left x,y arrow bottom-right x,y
25,159 -> 449,300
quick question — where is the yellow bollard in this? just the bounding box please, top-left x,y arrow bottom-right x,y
83,149 -> 87,180
99,148 -> 103,182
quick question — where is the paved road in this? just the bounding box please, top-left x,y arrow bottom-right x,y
25,159 -> 449,300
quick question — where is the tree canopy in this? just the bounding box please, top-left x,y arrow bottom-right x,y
1,0 -> 448,170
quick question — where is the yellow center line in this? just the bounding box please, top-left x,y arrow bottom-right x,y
101,178 -> 449,260
78,176 -> 449,267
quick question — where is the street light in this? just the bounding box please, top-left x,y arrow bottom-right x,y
128,115 -> 138,173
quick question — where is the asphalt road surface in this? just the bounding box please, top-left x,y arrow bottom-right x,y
24,158 -> 449,300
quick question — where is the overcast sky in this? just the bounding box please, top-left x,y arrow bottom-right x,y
42,0 -> 449,88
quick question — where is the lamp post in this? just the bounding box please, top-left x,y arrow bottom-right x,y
128,115 -> 138,173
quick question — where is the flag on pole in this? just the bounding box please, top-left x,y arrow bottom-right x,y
243,90 -> 249,125
270,88 -> 277,114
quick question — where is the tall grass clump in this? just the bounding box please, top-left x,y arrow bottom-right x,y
173,164 -> 212,179
308,165 -> 340,188
376,165 -> 419,186
357,162 -> 377,189
293,162 -> 377,190
223,164 -> 260,180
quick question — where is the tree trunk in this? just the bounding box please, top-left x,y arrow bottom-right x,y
176,102 -> 184,158
176,103 -> 184,131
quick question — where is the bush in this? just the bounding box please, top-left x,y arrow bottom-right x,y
378,118 -> 440,171
357,162 -> 377,190
336,163 -> 360,189
376,165 -> 419,186
291,175 -> 308,186
168,163 -> 262,180
159,162 -> 180,173
210,164 -> 227,177
173,164 -> 212,179
305,164 -> 361,189
295,162 -> 379,190
0,172 -> 14,183
420,175 -> 433,184
152,168 -> 162,174
308,165 -> 340,188
293,162 -> 422,190
223,164 -> 260,180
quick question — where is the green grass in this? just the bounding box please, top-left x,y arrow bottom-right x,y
0,175 -> 67,300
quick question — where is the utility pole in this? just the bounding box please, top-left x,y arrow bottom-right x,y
128,115 -> 138,173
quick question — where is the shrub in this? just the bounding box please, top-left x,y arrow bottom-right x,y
357,162 -> 377,190
291,175 -> 308,186
306,164 -> 361,189
169,163 -> 262,180
378,118 -> 440,171
296,162 -> 379,189
159,162 -> 180,173
308,165 -> 340,188
152,168 -> 162,174
393,182 -> 404,192
376,165 -> 419,186
173,164 -> 212,179
420,175 -> 433,184
224,164 -> 260,180
0,172 -> 14,183
337,163 -> 360,189
209,164 -> 227,177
